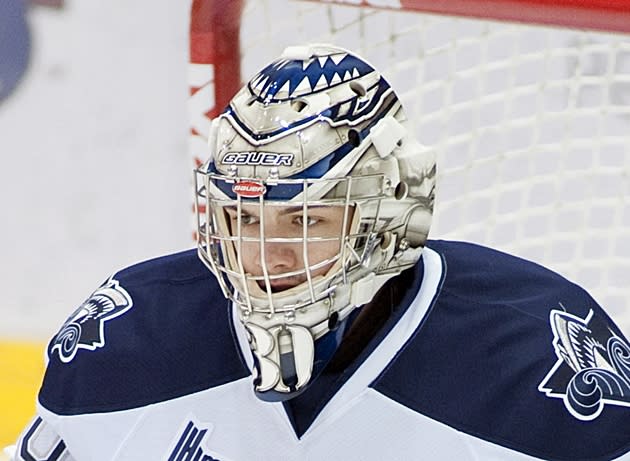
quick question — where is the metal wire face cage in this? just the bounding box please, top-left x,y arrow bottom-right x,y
194,168 -> 412,322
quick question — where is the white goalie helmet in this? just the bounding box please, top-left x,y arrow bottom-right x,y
195,44 -> 435,401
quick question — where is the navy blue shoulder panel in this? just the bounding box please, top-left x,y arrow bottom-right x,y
39,249 -> 250,416
373,240 -> 630,461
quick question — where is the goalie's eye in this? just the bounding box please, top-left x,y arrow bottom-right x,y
238,213 -> 260,226
224,207 -> 260,226
293,215 -> 319,227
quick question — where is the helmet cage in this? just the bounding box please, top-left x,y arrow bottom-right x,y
195,169 -> 393,320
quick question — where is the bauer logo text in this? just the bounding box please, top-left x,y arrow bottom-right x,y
222,151 -> 293,166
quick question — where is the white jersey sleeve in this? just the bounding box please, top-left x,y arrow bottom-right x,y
12,416 -> 75,461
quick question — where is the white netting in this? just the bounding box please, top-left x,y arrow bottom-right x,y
234,0 -> 630,330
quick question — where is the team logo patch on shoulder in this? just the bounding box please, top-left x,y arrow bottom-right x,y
50,277 -> 133,363
538,308 -> 630,420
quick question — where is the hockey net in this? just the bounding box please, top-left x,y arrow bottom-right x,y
189,0 -> 630,330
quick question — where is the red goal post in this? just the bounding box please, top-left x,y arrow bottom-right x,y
188,0 -> 630,332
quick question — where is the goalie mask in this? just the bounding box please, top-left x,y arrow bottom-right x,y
195,44 -> 435,401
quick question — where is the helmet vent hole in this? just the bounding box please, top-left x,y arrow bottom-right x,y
394,181 -> 408,200
348,129 -> 362,147
328,312 -> 340,330
291,99 -> 308,112
380,232 -> 392,249
349,81 -> 367,98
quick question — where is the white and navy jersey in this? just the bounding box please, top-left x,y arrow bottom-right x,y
14,241 -> 630,461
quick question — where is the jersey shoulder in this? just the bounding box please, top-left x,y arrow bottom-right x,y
38,249 -> 249,416
374,240 -> 630,461
429,240 -> 592,317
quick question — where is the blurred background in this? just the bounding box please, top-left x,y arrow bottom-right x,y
3,0 -> 630,454
0,0 -> 191,448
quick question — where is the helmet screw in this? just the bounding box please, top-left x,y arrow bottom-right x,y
284,310 -> 296,322
228,165 -> 238,177
398,238 -> 410,251
383,178 -> 394,195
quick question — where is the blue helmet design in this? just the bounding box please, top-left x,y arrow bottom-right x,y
224,46 -> 395,142
250,52 -> 375,102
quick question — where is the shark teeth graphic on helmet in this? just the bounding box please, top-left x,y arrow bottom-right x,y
294,76 -> 312,95
330,54 -> 345,65
249,52 -> 375,101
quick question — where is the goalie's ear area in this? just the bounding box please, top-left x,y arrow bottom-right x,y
0,0 -> 31,104
370,116 -> 406,159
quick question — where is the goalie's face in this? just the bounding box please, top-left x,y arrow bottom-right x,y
223,203 -> 353,293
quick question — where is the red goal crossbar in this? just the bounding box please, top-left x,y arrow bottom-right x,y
307,0 -> 630,34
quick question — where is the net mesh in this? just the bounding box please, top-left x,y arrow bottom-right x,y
210,0 -> 630,329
